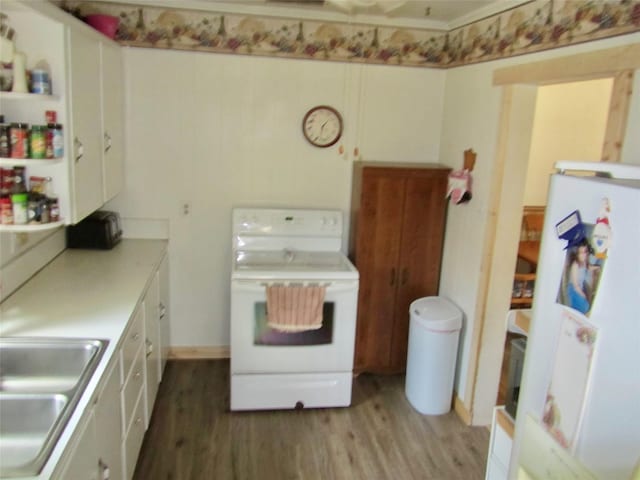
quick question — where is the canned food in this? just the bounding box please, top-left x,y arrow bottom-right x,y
0,167 -> 13,196
9,122 -> 29,158
30,125 -> 46,159
30,69 -> 51,94
0,197 -> 13,225
0,123 -> 9,157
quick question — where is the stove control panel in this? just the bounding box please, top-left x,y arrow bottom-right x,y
233,208 -> 343,237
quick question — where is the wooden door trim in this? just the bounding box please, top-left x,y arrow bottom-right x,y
468,43 -> 636,425
464,85 -> 517,416
493,43 -> 640,86
602,70 -> 635,162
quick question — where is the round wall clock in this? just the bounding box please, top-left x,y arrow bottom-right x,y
302,106 -> 343,148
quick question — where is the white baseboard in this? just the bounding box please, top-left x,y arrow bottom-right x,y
169,346 -> 230,359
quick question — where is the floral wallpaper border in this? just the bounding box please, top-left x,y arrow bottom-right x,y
64,1 -> 640,68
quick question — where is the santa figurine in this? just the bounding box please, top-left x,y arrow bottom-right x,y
591,198 -> 612,259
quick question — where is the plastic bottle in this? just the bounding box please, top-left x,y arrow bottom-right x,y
50,123 -> 64,157
11,192 -> 28,224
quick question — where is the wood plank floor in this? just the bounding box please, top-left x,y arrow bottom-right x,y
134,360 -> 489,480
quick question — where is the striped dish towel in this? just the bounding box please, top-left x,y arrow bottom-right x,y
266,284 -> 326,332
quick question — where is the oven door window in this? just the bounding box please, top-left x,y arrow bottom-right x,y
254,302 -> 334,346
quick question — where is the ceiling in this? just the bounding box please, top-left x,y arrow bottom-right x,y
191,0 -> 528,29
265,1 -> 496,22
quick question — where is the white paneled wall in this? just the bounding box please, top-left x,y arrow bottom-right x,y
107,48 -> 446,348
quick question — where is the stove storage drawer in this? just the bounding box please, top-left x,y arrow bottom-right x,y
231,372 -> 353,411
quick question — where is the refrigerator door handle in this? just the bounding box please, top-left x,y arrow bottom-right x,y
555,161 -> 640,180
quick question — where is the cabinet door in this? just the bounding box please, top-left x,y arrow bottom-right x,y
144,270 -> 160,424
158,254 -> 170,376
55,411 -> 98,480
94,360 -> 124,480
353,173 -> 404,371
390,174 -> 448,370
68,27 -> 104,223
100,40 -> 125,202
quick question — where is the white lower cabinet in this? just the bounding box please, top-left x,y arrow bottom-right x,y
94,358 -> 124,480
124,390 -> 147,480
55,410 -> 98,480
144,269 -> 161,425
158,253 -> 171,375
53,256 -> 169,479
485,407 -> 514,480
54,359 -> 121,480
120,306 -> 145,480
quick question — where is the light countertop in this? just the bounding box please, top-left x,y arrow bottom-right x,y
0,239 -> 168,479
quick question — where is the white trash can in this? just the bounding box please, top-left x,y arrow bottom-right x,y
405,296 -> 462,415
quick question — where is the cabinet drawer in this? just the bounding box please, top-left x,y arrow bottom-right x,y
123,389 -> 146,480
122,345 -> 144,430
485,456 -> 508,480
492,423 -> 512,469
121,307 -> 144,385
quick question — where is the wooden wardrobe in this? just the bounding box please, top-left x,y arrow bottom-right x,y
349,162 -> 451,374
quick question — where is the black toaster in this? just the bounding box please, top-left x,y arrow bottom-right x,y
66,210 -> 123,249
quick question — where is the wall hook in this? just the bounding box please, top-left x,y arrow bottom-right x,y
464,148 -> 476,171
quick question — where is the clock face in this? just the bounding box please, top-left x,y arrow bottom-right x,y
302,106 -> 343,148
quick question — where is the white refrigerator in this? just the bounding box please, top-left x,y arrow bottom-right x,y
511,162 -> 640,479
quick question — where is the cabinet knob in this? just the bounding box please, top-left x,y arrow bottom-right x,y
104,132 -> 112,153
401,268 -> 409,286
390,268 -> 396,286
98,459 -> 110,480
146,338 -> 153,357
74,137 -> 84,162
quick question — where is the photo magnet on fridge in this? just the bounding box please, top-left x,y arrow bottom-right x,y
556,222 -> 605,317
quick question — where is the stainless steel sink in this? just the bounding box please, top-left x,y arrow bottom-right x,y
0,338 -> 108,478
0,338 -> 104,393
0,394 -> 69,475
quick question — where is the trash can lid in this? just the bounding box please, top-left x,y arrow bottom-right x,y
410,296 -> 462,332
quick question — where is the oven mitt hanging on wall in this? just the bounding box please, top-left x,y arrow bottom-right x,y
447,169 -> 472,204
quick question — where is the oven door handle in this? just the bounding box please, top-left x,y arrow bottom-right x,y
231,280 -> 358,293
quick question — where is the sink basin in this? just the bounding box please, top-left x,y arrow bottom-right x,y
0,338 -> 104,393
0,394 -> 68,474
0,338 -> 108,478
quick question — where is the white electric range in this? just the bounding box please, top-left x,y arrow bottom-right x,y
230,208 -> 359,411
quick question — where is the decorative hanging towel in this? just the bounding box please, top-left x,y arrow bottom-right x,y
447,169 -> 472,204
266,284 -> 326,332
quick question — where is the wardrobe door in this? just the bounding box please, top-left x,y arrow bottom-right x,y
353,172 -> 405,371
390,172 -> 449,370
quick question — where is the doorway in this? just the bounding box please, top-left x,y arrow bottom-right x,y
495,77 -> 614,408
466,43 -> 638,426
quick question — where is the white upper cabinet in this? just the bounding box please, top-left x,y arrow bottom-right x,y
67,26 -> 104,223
1,0 -> 125,227
100,40 -> 125,203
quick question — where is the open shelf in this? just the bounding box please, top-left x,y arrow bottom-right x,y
0,220 -> 65,232
0,91 -> 59,101
0,157 -> 64,167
